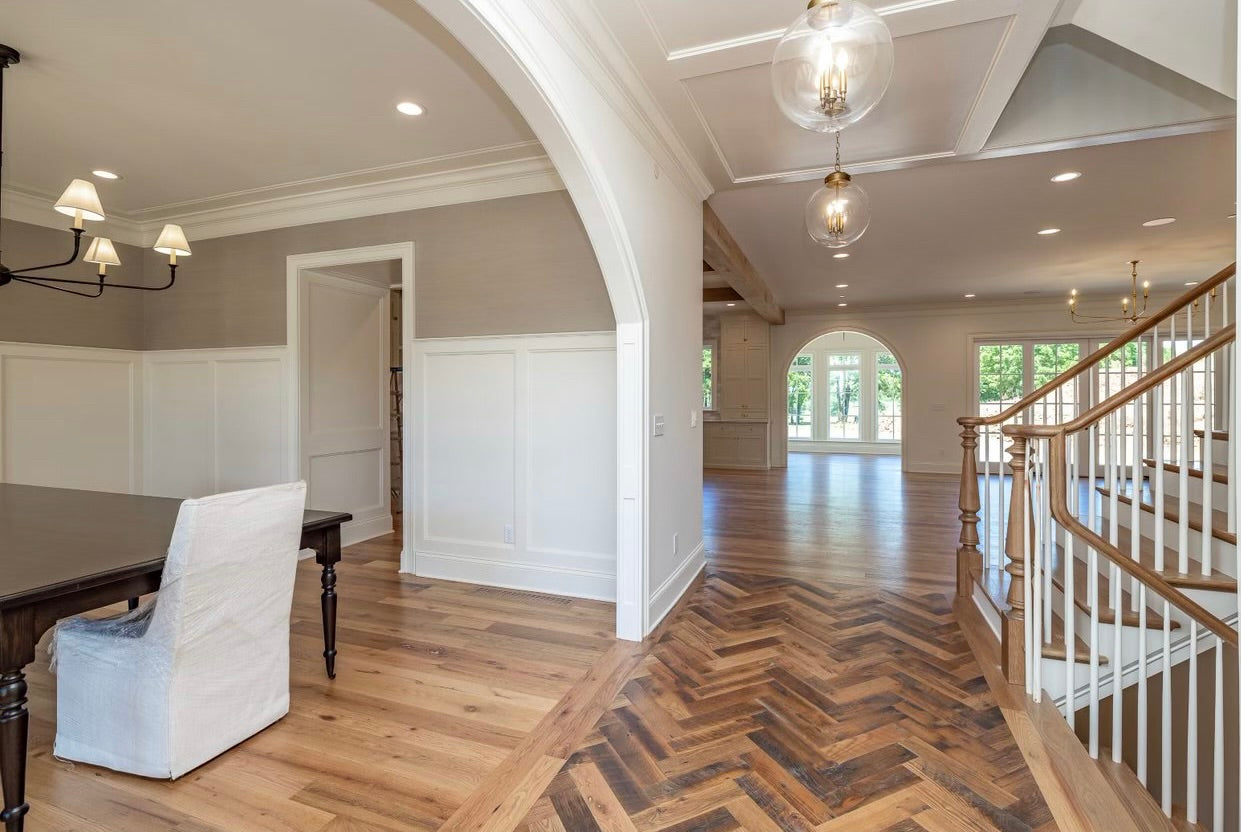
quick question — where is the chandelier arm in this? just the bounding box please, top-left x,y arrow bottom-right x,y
97,265 -> 177,292
5,229 -> 85,276
11,275 -> 103,298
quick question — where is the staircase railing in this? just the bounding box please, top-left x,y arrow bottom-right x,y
1004,324 -> 1236,829
957,263 -> 1236,601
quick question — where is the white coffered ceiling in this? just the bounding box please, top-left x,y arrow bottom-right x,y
589,0 -> 1236,309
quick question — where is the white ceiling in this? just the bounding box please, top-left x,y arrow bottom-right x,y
709,129 -> 1237,310
0,0 -> 537,213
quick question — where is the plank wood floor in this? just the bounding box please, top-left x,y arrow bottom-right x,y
21,454 -> 1057,832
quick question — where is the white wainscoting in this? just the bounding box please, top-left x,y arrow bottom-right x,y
412,332 -> 617,600
143,347 -> 293,500
0,342 -> 143,493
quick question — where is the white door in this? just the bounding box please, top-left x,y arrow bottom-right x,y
299,270 -> 390,545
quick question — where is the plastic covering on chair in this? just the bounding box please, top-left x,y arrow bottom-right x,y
52,481 -> 308,779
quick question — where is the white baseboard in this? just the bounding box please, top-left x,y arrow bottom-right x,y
414,549 -> 616,601
789,440 -> 899,455
647,540 -> 705,635
341,514 -> 395,547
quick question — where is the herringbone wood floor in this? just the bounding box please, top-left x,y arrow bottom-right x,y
518,455 -> 1058,832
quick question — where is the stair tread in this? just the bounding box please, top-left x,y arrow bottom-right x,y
1048,543 -> 1179,629
1113,525 -> 1237,591
1097,486 -> 1236,545
1193,428 -> 1228,441
977,567 -> 1105,665
1141,457 -> 1228,484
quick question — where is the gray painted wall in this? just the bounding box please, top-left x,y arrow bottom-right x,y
0,190 -> 613,351
141,190 -> 614,349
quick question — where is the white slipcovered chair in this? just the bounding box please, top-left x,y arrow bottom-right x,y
52,481 -> 307,779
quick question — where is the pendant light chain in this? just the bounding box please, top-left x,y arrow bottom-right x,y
834,132 -> 842,174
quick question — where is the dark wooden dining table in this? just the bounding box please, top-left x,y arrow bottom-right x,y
0,483 -> 352,832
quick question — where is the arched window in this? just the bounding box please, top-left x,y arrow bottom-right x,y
787,331 -> 901,453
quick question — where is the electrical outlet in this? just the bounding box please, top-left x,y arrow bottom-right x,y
672,533 -> 679,555
503,524 -> 514,544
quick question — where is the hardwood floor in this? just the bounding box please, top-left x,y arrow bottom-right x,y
21,454 -> 1056,831
518,454 -> 1057,832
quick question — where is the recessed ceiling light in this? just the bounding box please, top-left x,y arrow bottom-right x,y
1185,281 -> 1199,286
835,283 -> 849,288
396,101 -> 425,116
1142,217 -> 1176,227
837,303 -> 847,308
92,170 -> 120,180
1038,228 -> 1061,236
833,253 -> 850,259
964,293 -> 976,298
1050,171 -> 1081,183
726,302 -> 736,307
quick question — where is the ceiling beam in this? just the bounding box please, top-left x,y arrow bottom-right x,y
702,202 -> 784,325
703,286 -> 743,303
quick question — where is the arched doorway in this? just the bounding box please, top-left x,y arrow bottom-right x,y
374,0 -> 710,639
784,330 -> 907,463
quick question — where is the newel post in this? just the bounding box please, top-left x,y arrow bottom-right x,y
956,419 -> 982,598
1001,432 -> 1028,686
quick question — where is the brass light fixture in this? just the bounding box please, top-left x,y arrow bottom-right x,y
1068,260 -> 1150,325
805,133 -> 871,248
771,0 -> 895,133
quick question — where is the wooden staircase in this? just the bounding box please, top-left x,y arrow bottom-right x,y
956,264 -> 1238,831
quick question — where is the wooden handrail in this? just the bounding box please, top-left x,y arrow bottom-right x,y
1004,325 -> 1236,439
1045,432 -> 1238,647
959,262 -> 1235,428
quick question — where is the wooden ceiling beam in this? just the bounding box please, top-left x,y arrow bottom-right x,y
702,202 -> 784,325
703,287 -> 743,303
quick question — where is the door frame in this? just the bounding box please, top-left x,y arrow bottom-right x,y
286,242 -> 415,564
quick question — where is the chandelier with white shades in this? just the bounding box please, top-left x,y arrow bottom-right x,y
0,44 -> 191,298
772,0 -> 894,250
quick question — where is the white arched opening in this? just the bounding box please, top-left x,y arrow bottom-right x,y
780,329 -> 908,465
377,0 -> 709,639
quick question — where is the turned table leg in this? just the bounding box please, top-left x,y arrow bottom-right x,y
306,525 -> 342,680
0,609 -> 35,832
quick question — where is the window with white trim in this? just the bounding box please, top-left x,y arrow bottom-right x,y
786,332 -> 901,447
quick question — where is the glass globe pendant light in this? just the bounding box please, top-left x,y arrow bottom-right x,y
772,0 -> 895,133
806,134 -> 871,248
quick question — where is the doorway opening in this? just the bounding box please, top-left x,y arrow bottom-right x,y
785,330 -> 905,461
286,243 -> 415,555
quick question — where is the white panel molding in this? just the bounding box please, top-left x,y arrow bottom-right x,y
3,148 -> 563,247
647,540 -> 705,629
789,440 -> 902,456
413,331 -> 618,601
0,342 -> 143,494
142,346 -> 291,499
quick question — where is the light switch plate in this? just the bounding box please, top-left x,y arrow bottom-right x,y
503,524 -> 514,544
690,410 -> 698,428
653,414 -> 665,436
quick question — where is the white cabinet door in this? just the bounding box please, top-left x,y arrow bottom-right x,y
300,271 -> 390,542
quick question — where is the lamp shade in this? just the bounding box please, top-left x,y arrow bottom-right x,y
54,179 -> 105,222
153,224 -> 192,257
84,237 -> 122,267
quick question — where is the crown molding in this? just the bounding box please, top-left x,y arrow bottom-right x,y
2,145 -> 564,247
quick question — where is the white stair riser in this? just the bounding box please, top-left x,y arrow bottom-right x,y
1155,467 -> 1229,506
1099,499 -> 1235,575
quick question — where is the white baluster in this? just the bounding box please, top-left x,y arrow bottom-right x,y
1213,636 -> 1223,832
1171,314 -> 1179,462
1187,620 -> 1199,826
1203,345 -> 1214,576
1154,384 -> 1166,572
1064,424 -> 1077,726
1088,536 -> 1100,759
1136,584 -> 1147,785
1161,593 -> 1172,815
1181,365 -> 1192,574
1130,389 -> 1142,610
